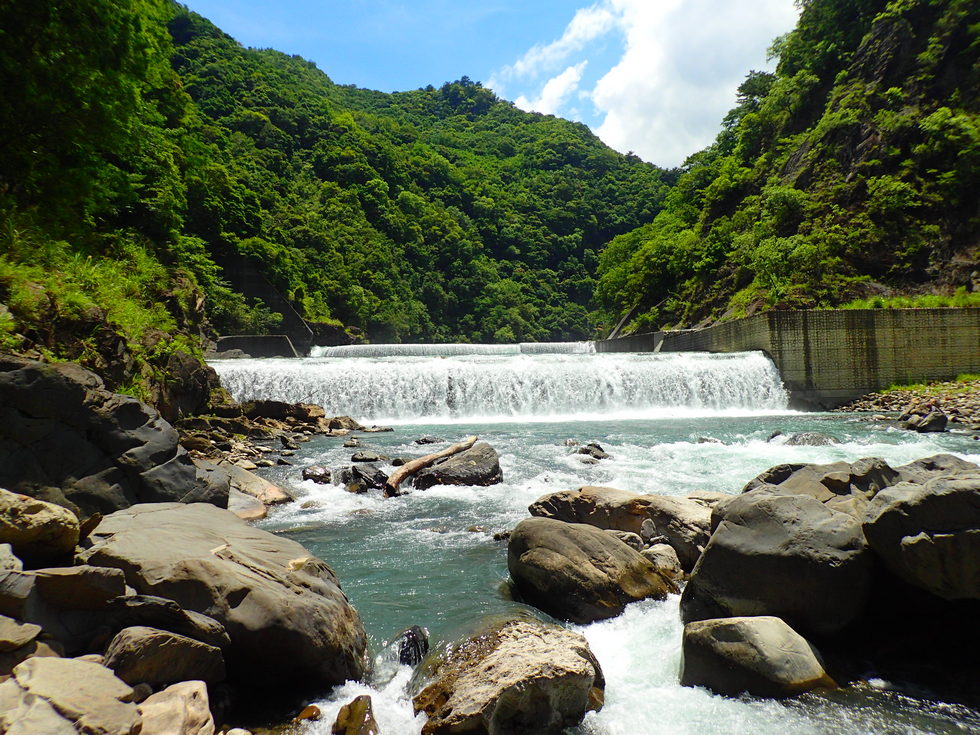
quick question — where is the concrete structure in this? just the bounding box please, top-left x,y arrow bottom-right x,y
215,335 -> 299,358
596,309 -> 980,408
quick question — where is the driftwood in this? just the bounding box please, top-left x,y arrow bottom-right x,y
383,435 -> 477,497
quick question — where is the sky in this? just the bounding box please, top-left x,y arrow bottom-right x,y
183,0 -> 800,168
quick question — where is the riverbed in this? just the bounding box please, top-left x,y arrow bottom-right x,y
211,349 -> 980,734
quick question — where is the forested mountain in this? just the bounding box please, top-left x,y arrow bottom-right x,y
0,0 -> 976,403
596,0 -> 979,333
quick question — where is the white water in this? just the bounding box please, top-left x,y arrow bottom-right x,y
212,350 -> 980,735
212,351 -> 789,423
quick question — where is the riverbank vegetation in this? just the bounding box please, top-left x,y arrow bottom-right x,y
1,0 -> 976,401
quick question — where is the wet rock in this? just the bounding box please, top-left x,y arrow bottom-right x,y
391,625 -> 429,666
682,493 -> 874,636
508,518 -> 676,624
296,703 -> 322,721
529,486 -> 711,571
0,488 -> 80,563
303,465 -> 332,484
343,438 -> 362,448
332,695 -> 379,734
0,657 -> 139,735
327,416 -> 367,431
863,473 -> 980,599
415,436 -> 445,445
335,464 -> 389,493
576,442 -> 610,460
906,411 -> 948,433
413,443 -> 503,490
680,616 -> 836,698
783,432 -> 841,446
216,460 -> 292,505
226,488 -> 267,521
137,680 -> 215,735
413,618 -> 603,735
77,503 -> 367,693
352,451 -> 389,463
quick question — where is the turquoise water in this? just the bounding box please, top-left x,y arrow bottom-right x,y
212,352 -> 980,734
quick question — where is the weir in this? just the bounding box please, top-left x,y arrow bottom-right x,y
597,308 -> 980,408
310,342 -> 596,358
211,350 -> 788,422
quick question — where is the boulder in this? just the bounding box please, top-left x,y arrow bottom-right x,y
104,595 -> 230,650
302,465 -> 332,484
907,411 -> 948,433
640,544 -> 684,582
682,493 -> 873,636
351,452 -> 388,463
529,486 -> 711,571
0,614 -> 41,653
508,518 -> 676,624
76,503 -> 367,692
894,454 -> 979,485
0,356 -> 227,520
0,638 -> 63,679
33,565 -> 127,609
862,473 -> 980,600
137,680 -> 215,735
0,657 -> 139,735
0,543 -> 22,571
0,488 -> 80,563
680,616 -> 836,698
226,488 -> 268,521
413,442 -> 503,490
215,461 -> 291,506
413,618 -> 603,735
389,625 -> 429,667
332,694 -> 379,735
783,432 -> 840,446
104,626 -> 225,686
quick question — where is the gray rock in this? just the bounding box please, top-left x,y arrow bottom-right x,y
104,625 -> 226,686
910,411 -> 948,433
894,454 -> 979,485
783,432 -> 840,446
0,638 -> 63,679
302,465 -> 331,484
529,486 -> 711,571
413,618 -> 603,735
682,493 -> 874,636
215,461 -> 291,505
508,517 -> 676,624
351,451 -> 388,463
0,657 -> 139,735
137,680 -> 215,735
0,356 -> 226,520
608,530 -> 643,550
414,442 -> 503,490
862,473 -> 980,599
680,616 -> 836,698
77,503 -> 366,691
640,544 -> 684,582
226,488 -> 268,521
33,565 -> 126,609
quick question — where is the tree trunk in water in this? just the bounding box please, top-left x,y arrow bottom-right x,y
383,435 -> 478,497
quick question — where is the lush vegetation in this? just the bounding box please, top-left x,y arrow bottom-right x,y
596,0 -> 979,333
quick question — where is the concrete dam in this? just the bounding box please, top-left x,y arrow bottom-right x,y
595,308 -> 980,408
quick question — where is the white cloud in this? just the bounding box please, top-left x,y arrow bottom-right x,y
491,0 -> 799,167
515,62 -> 588,116
488,4 -> 615,93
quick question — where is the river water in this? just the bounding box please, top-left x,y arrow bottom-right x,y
211,347 -> 980,734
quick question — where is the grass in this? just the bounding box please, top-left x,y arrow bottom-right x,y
840,288 -> 980,310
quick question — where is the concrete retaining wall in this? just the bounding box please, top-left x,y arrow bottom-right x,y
596,309 -> 980,408
215,335 -> 299,358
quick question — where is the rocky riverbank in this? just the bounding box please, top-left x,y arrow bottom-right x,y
832,378 -> 980,430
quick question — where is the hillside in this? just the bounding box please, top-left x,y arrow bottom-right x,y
596,0 -> 979,333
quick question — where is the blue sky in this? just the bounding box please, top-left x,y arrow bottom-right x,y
183,0 -> 799,167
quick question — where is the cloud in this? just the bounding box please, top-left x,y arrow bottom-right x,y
515,62 -> 588,115
488,3 -> 615,93
491,0 -> 799,167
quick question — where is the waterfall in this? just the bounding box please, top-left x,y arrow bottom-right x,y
211,350 -> 789,423
309,342 -> 596,358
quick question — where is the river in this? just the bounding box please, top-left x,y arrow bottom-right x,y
211,346 -> 980,734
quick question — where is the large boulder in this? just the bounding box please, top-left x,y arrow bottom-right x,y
862,473 -> 980,600
103,595 -> 230,650
413,442 -> 503,490
0,657 -> 140,734
413,618 -> 604,735
682,493 -> 874,636
0,356 -> 227,519
0,488 -> 80,563
680,616 -> 836,698
137,680 -> 215,735
77,503 -> 367,692
508,518 -> 676,624
104,625 -> 226,686
894,454 -> 979,485
529,486 -> 711,570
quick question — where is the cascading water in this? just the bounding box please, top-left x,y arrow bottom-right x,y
211,346 -> 980,734
309,341 -> 597,358
211,350 -> 787,423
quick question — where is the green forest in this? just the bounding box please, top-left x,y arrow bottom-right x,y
0,0 -> 977,398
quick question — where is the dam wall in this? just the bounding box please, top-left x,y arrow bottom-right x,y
596,308 -> 980,408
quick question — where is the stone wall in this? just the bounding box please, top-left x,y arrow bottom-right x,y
596,309 -> 980,408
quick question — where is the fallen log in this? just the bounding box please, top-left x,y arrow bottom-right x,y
383,435 -> 478,497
